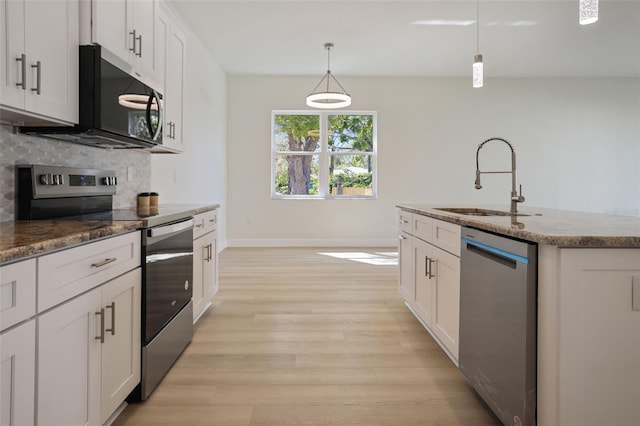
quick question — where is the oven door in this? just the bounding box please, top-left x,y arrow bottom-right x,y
143,218 -> 194,344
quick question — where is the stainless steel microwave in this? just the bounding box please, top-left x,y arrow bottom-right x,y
21,45 -> 163,149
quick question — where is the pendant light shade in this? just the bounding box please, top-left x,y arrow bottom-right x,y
306,43 -> 351,109
579,0 -> 598,25
473,54 -> 484,88
473,0 -> 483,88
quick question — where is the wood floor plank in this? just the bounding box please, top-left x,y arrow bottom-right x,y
115,247 -> 498,426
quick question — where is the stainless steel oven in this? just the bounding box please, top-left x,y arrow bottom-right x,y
139,218 -> 194,399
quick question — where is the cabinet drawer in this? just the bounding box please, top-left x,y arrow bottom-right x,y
398,210 -> 412,234
432,218 -> 461,256
413,214 -> 433,243
1,259 -> 36,332
193,210 -> 217,239
37,232 -> 141,312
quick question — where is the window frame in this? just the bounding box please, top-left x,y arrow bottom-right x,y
271,110 -> 378,200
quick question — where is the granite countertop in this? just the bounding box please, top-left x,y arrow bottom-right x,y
0,203 -> 221,265
397,204 -> 640,248
0,220 -> 143,264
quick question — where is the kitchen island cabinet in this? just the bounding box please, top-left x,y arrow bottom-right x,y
397,210 -> 461,363
397,204 -> 640,426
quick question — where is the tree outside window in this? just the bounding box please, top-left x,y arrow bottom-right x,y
272,111 -> 377,199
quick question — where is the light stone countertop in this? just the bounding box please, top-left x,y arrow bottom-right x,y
397,204 -> 640,248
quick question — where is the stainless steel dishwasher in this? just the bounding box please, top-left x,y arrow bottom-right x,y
459,226 -> 537,426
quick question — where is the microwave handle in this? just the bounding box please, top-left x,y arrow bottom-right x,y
154,90 -> 163,141
145,91 -> 155,140
146,90 -> 162,141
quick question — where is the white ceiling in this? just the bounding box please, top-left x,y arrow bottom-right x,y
167,0 -> 640,78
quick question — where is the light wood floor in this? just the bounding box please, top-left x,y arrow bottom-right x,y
114,247 -> 499,426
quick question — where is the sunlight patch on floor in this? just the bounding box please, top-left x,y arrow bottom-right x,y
318,251 -> 398,266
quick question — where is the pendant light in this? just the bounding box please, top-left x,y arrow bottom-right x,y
579,0 -> 598,25
306,43 -> 351,109
473,0 -> 483,88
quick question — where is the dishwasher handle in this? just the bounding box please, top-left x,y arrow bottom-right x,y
462,237 -> 530,265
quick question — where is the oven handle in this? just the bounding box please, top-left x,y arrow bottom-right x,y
148,218 -> 194,238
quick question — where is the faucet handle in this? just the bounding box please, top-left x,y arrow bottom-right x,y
513,184 -> 525,203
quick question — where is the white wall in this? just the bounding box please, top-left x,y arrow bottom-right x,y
227,76 -> 640,246
151,24 -> 228,247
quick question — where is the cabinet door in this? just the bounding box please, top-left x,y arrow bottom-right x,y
206,231 -> 218,299
92,0 -> 132,65
0,320 -> 35,426
412,237 -> 433,326
164,22 -> 186,149
431,245 -> 460,360
100,268 -> 141,424
558,249 -> 640,426
24,0 -> 78,123
38,289 -> 101,426
192,234 -> 205,321
398,231 -> 414,302
130,0 -> 156,77
0,258 -> 36,332
0,0 -> 25,110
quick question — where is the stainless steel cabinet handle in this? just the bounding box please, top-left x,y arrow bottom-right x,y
398,235 -> 407,241
129,30 -> 137,52
427,258 -> 436,279
209,218 -> 216,223
399,219 -> 408,224
16,54 -> 26,89
208,243 -> 214,261
105,302 -> 116,336
136,34 -> 142,57
91,257 -> 117,268
95,309 -> 105,343
31,61 -> 41,94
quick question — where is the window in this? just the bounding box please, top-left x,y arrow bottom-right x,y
271,111 -> 377,199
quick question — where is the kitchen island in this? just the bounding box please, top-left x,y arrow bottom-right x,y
397,204 -> 640,426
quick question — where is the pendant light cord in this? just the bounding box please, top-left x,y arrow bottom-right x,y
476,0 -> 480,54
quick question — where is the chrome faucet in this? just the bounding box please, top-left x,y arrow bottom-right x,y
475,137 -> 525,215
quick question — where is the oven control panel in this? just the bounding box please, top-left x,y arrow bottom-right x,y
19,165 -> 118,199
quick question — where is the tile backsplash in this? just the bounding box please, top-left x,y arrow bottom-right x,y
1,126 -> 151,222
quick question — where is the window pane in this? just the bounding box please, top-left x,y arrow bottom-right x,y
328,115 -> 374,153
274,154 -> 319,195
329,154 -> 373,197
274,114 -> 320,152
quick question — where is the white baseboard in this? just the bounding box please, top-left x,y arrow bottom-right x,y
226,238 -> 397,248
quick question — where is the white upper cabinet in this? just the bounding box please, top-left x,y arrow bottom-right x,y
153,2 -> 186,152
92,0 -> 159,84
0,0 -> 79,125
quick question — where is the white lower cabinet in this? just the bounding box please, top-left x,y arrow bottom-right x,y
538,247 -> 640,426
429,245 -> 460,359
100,269 -> 141,424
398,231 -> 414,302
397,209 -> 461,362
37,268 -> 141,426
193,210 -> 218,322
412,237 -> 433,326
0,320 -> 36,426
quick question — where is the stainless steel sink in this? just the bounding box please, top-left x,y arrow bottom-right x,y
434,207 -> 532,217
